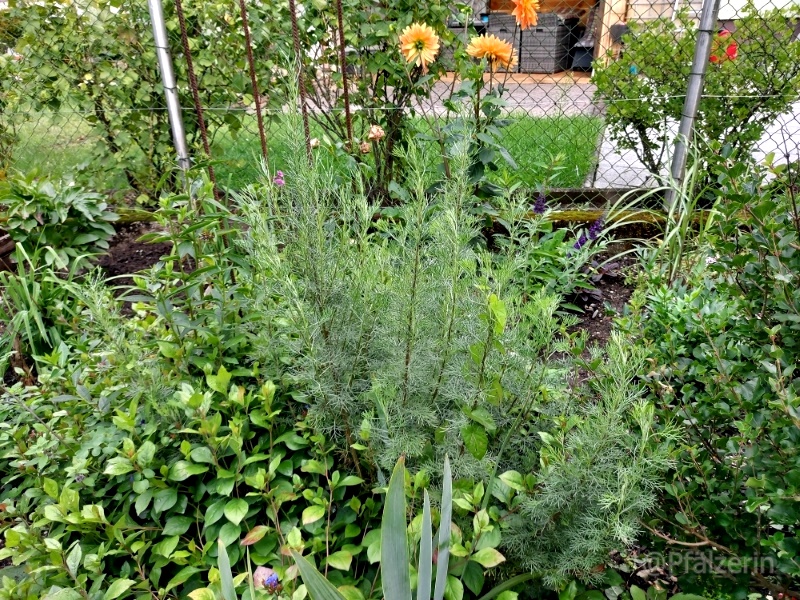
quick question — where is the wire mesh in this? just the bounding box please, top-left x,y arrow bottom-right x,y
0,0 -> 798,205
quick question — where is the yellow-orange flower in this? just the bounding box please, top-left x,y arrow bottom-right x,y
512,0 -> 539,29
466,34 -> 517,72
399,23 -> 440,73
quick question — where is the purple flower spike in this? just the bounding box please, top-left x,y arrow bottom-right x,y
273,170 -> 285,187
533,192 -> 547,215
573,233 -> 588,250
588,215 -> 605,240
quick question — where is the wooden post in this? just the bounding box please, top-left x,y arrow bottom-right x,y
594,0 -> 627,65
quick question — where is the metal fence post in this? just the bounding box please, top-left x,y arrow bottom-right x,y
147,0 -> 191,172
665,0 -> 721,209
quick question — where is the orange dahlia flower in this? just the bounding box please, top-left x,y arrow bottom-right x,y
467,34 -> 517,71
399,23 -> 440,73
512,0 -> 539,30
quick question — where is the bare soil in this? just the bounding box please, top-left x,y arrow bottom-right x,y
97,222 -> 171,287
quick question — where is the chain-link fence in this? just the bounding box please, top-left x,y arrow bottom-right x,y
0,0 -> 798,204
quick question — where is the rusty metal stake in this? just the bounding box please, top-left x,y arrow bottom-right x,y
288,0 -> 313,163
334,0 -> 353,150
237,0 -> 270,167
173,0 -> 220,201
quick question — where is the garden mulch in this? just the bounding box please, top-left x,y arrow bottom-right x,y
572,278 -> 633,347
97,222 -> 172,288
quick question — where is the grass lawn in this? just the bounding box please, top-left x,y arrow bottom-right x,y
10,113 -> 602,194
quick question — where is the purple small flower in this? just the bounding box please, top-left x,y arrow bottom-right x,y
273,170 -> 285,187
265,573 -> 279,592
573,233 -> 588,250
254,567 -> 279,591
533,192 -> 547,215
588,215 -> 605,240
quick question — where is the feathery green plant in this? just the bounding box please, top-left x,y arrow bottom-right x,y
232,104 -> 678,583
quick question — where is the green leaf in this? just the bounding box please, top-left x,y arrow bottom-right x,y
207,365 -> 232,395
302,505 -> 326,525
44,537 -> 62,551
188,589 -> 216,600
475,574 -> 535,600
205,499 -> 226,526
497,471 -> 524,491
475,527 -> 501,550
488,294 -> 506,334
326,550 -> 353,571
60,486 -> 79,513
104,457 -> 134,476
42,590 -> 83,600
219,522 -> 242,547
103,578 -> 136,600
471,548 -> 505,568
461,424 -> 488,460
444,575 -> 464,600
165,566 -> 203,593
66,543 -> 82,578
464,407 -> 496,433
669,595 -> 708,600
462,561 -> 484,596
217,538 -> 237,600
367,536 -> 381,563
418,491 -> 433,600
168,460 -> 208,481
80,505 -> 107,523
301,460 -> 327,475
43,478 -> 59,499
242,525 -> 269,546
190,446 -> 215,464
337,586 -> 365,600
382,457 -> 412,600
153,535 -> 179,558
292,551 -> 348,600
163,516 -> 194,536
630,586 -> 647,600
224,498 -> 249,526
434,456 -> 452,600
136,441 -> 156,467
337,476 -> 364,487
135,490 -> 153,516
274,431 -> 310,450
153,488 -> 178,513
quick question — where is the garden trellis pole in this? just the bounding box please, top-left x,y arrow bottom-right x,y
236,0 -> 270,166
288,0 -> 313,162
147,0 -> 191,172
173,0 -> 221,200
665,0 -> 721,209
334,0 -> 354,150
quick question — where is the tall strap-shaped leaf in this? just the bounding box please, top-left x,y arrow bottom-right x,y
291,551 -> 347,600
417,490 -> 433,600
433,456 -> 452,600
217,538 -> 237,600
382,456 -> 412,600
